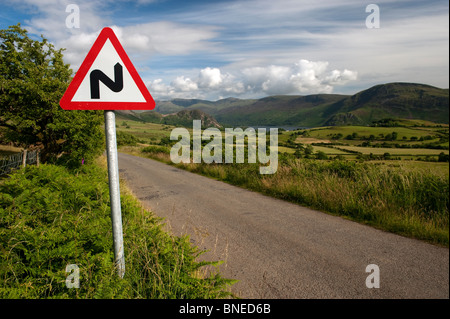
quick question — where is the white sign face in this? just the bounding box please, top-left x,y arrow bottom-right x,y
71,39 -> 146,103
60,27 -> 155,110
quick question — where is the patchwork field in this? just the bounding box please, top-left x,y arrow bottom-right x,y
335,146 -> 448,156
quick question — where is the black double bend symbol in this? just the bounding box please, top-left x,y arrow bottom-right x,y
90,62 -> 124,99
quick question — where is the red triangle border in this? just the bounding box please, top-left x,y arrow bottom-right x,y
60,27 -> 155,110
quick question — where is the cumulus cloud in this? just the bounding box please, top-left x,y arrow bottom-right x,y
149,59 -> 358,100
241,59 -> 358,95
198,67 -> 223,89
171,76 -> 198,92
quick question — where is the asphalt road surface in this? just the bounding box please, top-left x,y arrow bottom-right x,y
118,152 -> 449,299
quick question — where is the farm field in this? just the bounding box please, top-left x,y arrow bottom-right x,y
116,120 -> 174,144
336,145 -> 448,156
307,145 -> 352,155
116,117 -> 449,165
306,125 -> 446,140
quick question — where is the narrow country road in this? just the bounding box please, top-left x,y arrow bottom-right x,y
118,152 -> 449,299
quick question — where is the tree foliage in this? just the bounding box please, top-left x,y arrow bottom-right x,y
0,24 -> 104,167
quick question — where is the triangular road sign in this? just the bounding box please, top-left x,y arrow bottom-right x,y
60,27 -> 155,110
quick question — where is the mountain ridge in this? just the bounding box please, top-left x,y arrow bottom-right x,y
118,82 -> 449,127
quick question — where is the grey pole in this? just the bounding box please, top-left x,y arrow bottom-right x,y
104,110 -> 125,278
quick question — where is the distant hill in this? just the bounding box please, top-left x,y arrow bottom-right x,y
214,94 -> 347,127
116,109 -> 222,128
322,83 -> 449,126
154,97 -> 256,115
161,109 -> 222,128
120,82 -> 449,128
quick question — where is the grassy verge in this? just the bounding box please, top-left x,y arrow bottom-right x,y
0,158 -> 235,298
122,145 -> 449,247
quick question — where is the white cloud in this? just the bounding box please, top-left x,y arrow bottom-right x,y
148,78 -> 202,100
198,67 -> 223,89
171,76 -> 198,92
148,59 -> 358,100
324,69 -> 358,85
241,60 -> 357,95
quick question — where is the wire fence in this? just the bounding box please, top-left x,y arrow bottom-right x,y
0,149 -> 39,176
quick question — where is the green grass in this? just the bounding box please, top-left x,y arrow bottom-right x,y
387,161 -> 449,178
310,145 -> 352,155
278,146 -> 296,154
116,121 -> 174,145
0,159 -> 235,298
305,125 -> 442,140
337,146 -> 449,156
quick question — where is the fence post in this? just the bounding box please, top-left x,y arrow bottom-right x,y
36,150 -> 40,167
22,150 -> 27,168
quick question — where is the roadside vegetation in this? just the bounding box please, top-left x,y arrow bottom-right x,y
117,118 -> 449,247
0,24 -> 234,299
0,158 -> 235,298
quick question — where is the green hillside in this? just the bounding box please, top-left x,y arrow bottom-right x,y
116,109 -> 221,128
214,94 -> 346,127
215,82 -> 449,127
122,82 -> 449,128
155,97 -> 256,115
323,83 -> 449,126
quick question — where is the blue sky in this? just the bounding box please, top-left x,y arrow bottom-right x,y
1,0 -> 449,100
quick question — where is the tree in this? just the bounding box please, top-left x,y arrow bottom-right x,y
315,151 -> 328,160
438,152 -> 449,162
305,144 -> 314,156
294,148 -> 302,159
391,131 -> 398,140
0,24 -> 104,167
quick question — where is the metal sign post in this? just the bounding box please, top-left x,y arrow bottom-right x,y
104,110 -> 125,278
59,27 -> 155,279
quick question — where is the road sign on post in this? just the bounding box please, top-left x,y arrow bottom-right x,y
60,27 -> 155,110
60,27 -> 155,278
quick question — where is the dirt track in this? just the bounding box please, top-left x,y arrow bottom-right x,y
118,152 -> 449,299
